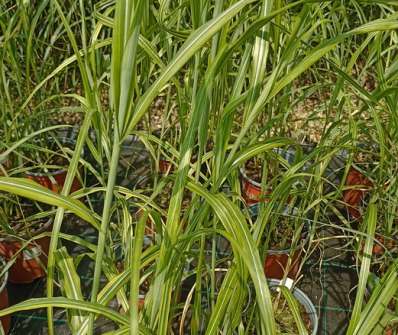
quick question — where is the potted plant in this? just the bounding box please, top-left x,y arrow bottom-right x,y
158,158 -> 171,174
241,278 -> 318,334
23,133 -> 83,193
341,142 -> 380,220
366,204 -> 398,318
268,279 -> 318,335
350,182 -> 396,268
0,196 -> 52,283
367,272 -> 398,334
241,148 -> 289,205
370,224 -> 397,265
240,147 -> 306,205
351,202 -> 398,335
343,166 -> 373,219
118,134 -> 150,184
250,204 -> 310,280
132,207 -> 163,247
0,256 -> 10,334
372,180 -> 398,258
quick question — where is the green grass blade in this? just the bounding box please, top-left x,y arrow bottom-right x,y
125,0 -> 257,137
347,201 -> 377,335
0,297 -> 129,326
353,260 -> 398,335
187,181 -> 276,335
55,247 -> 85,332
279,287 -> 309,335
130,210 -> 147,335
0,177 -> 98,228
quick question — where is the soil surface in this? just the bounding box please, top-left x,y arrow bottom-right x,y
253,207 -> 305,250
245,157 -> 263,183
272,291 -> 312,334
244,156 -> 283,184
268,215 -> 298,250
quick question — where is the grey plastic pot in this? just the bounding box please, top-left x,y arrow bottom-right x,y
54,126 -> 80,142
240,147 -> 303,188
268,278 -> 319,335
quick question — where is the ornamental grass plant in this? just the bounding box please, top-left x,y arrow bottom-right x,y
0,1 -> 397,334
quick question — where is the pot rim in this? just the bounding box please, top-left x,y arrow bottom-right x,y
25,168 -> 68,177
268,278 -> 319,335
240,146 -> 346,189
240,147 -> 304,189
240,166 -> 262,188
25,136 -> 84,175
266,246 -> 304,255
0,218 -> 53,242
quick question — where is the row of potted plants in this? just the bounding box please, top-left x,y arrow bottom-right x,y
2,129 -> 394,334
243,146 -> 396,334
237,148 -> 316,334
0,128 -> 84,333
341,143 -> 397,334
0,129 -> 83,283
2,1 -> 398,334
150,138 -> 396,333
139,145 -> 318,333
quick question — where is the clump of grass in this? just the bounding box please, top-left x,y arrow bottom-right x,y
0,1 -> 397,335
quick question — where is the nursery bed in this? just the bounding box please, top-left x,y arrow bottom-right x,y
2,1 -> 398,333
6,226 -> 358,335
7,261 -> 357,334
8,266 -> 115,334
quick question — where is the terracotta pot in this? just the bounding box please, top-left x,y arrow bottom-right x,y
264,250 -> 302,279
159,159 -> 172,174
0,258 -> 10,334
113,294 -> 145,315
240,148 -> 300,205
372,243 -> 384,256
250,204 -> 309,279
240,170 -> 271,205
25,136 -> 83,193
26,169 -> 81,194
138,295 -> 145,310
372,234 -> 397,256
343,167 -> 372,219
0,235 -> 50,284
